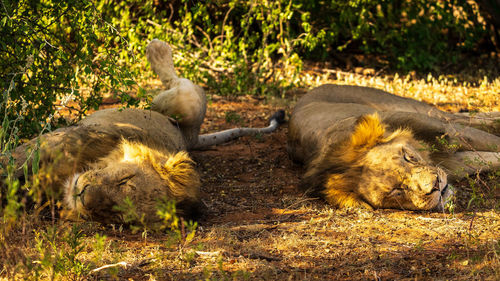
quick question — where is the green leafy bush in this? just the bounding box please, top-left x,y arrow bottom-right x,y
0,0 -> 143,139
1,1 -> 491,140
94,0 -> 490,95
295,0 -> 486,71
95,0 -> 307,97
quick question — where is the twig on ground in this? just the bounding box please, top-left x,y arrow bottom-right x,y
90,261 -> 130,274
239,252 -> 282,262
196,250 -> 221,257
415,216 -> 457,221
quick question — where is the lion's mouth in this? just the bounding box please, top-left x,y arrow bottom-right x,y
71,174 -> 90,208
428,170 -> 452,211
432,183 -> 452,212
425,182 -> 440,196
440,184 -> 449,197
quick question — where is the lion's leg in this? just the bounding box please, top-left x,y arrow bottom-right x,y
451,112 -> 500,135
146,39 -> 207,149
193,110 -> 285,149
453,111 -> 500,123
381,112 -> 500,152
146,39 -> 204,126
381,111 -> 500,179
146,39 -> 178,88
435,151 -> 500,181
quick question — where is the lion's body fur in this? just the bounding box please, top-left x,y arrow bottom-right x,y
288,84 -> 500,210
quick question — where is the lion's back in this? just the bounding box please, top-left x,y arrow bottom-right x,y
288,100 -> 375,164
80,108 -> 186,152
296,84 -> 446,118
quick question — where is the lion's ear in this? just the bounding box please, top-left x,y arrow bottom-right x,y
350,113 -> 386,149
153,151 -> 200,198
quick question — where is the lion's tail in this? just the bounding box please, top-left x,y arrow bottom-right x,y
193,110 -> 285,149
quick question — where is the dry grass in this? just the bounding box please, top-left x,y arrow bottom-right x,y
1,68 -> 499,280
298,66 -> 500,112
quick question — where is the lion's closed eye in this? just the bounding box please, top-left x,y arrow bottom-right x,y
118,175 -> 135,187
387,187 -> 404,198
77,184 -> 89,197
78,184 -> 90,207
402,148 -> 420,164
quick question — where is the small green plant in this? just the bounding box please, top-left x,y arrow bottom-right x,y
111,196 -> 198,246
112,196 -> 147,233
253,132 -> 264,142
444,184 -> 457,214
92,233 -> 107,265
180,249 -> 197,266
63,224 -> 89,279
156,198 -> 198,245
156,199 -> 179,231
32,224 -> 90,280
1,165 -> 23,234
435,134 -> 461,153
170,113 -> 185,123
467,175 -> 485,209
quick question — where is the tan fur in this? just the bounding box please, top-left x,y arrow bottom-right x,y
289,84 -> 500,211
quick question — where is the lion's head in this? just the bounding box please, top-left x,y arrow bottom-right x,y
303,114 -> 451,211
64,140 -> 200,224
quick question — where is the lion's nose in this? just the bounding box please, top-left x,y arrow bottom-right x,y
425,180 -> 440,195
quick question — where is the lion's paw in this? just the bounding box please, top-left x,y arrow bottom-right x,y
146,39 -> 175,77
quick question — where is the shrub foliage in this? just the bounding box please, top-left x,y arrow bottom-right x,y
296,0 -> 486,70
0,0 -> 492,138
1,0 -> 143,139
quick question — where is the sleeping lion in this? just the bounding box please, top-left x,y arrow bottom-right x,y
288,84 -> 500,211
2,39 -> 283,224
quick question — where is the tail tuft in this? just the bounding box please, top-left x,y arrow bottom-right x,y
269,110 -> 286,125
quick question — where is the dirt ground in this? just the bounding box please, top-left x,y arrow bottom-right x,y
89,94 -> 498,280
